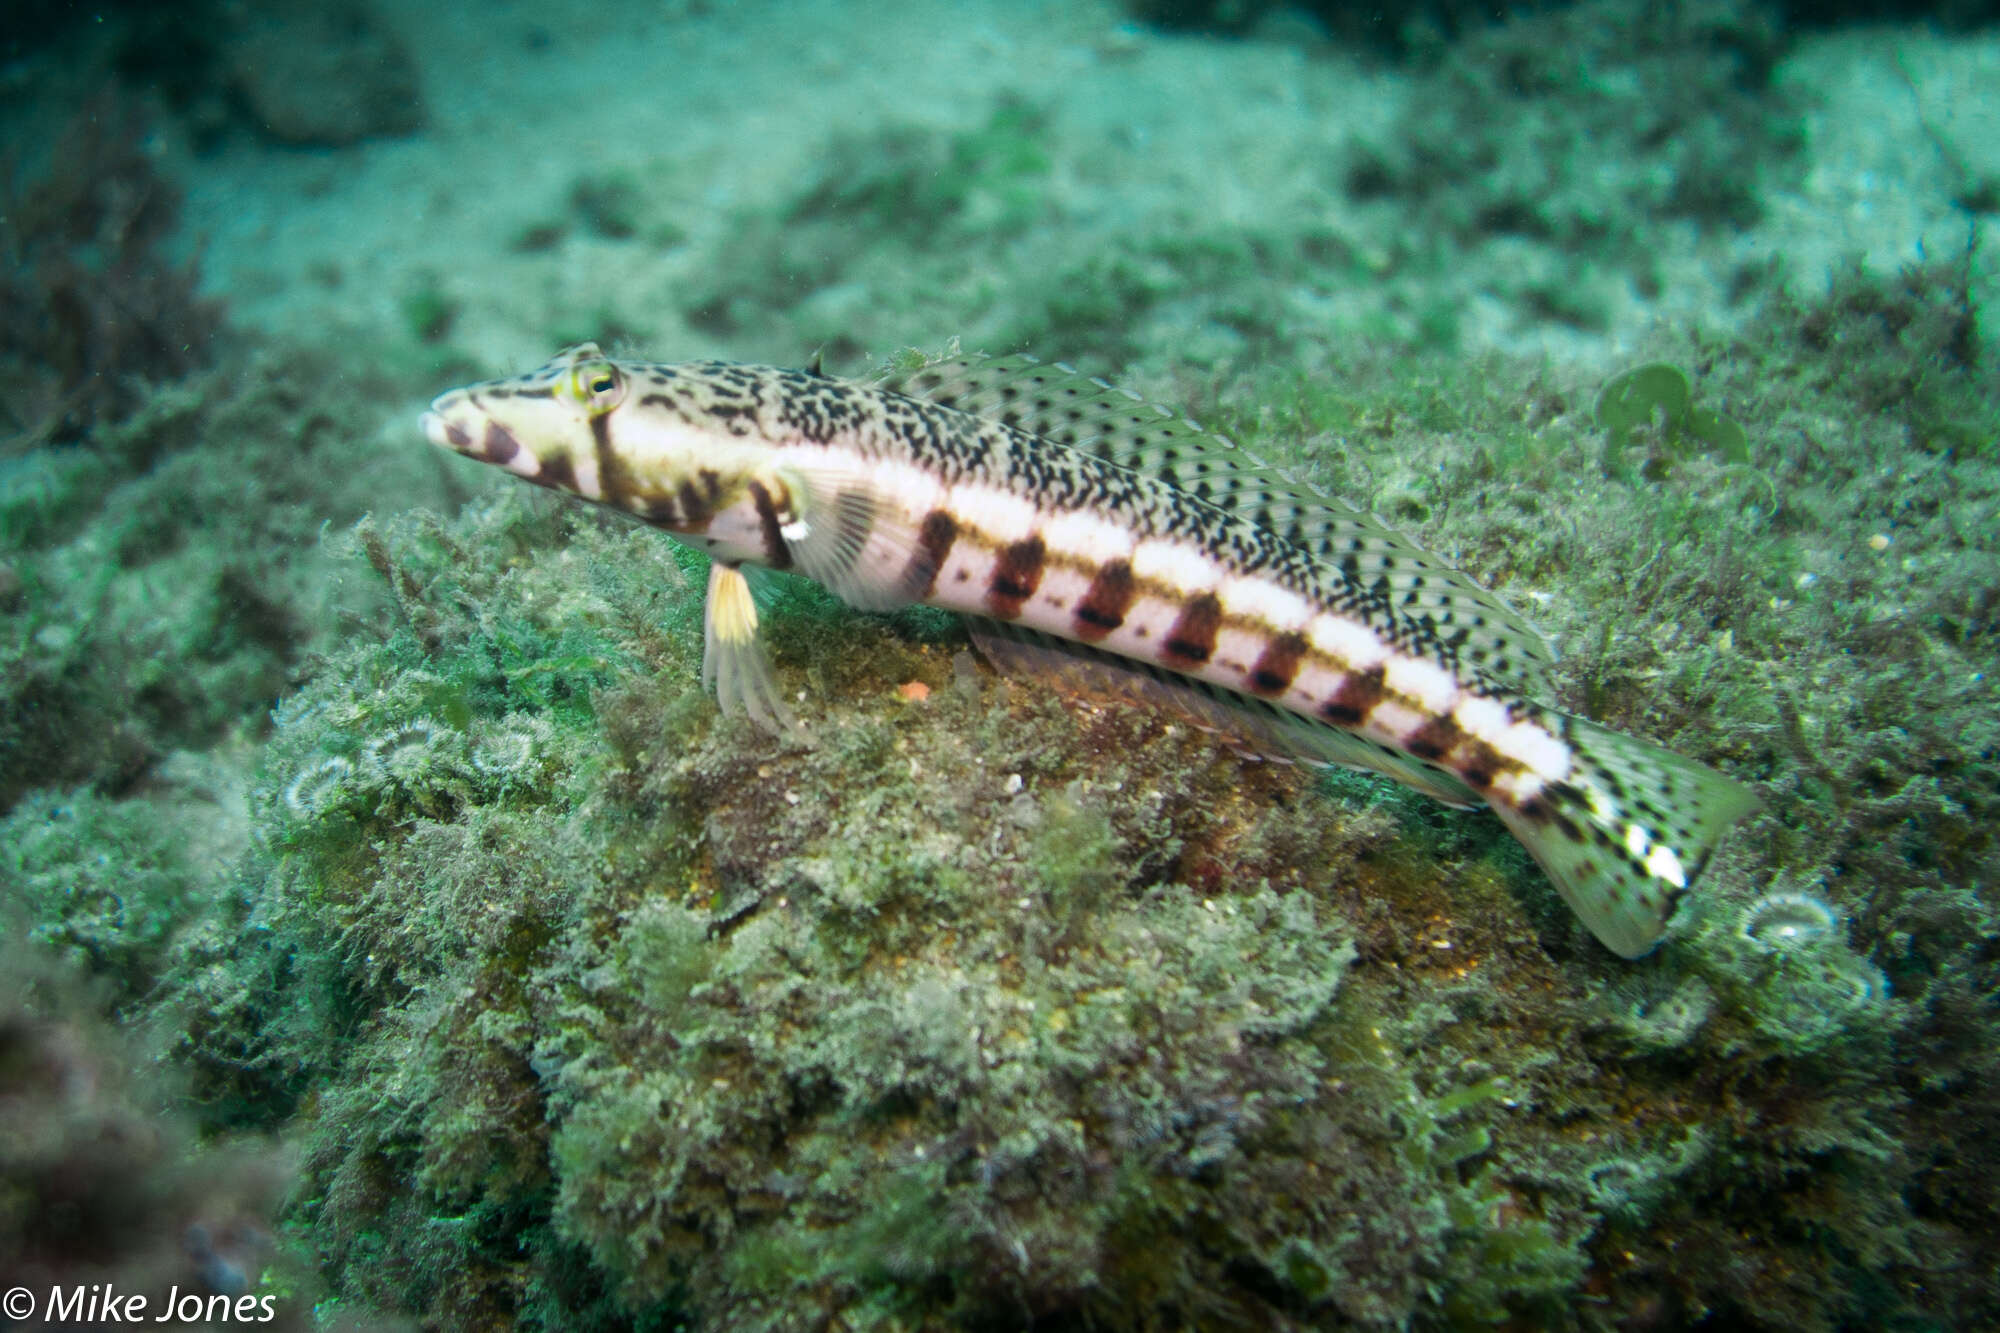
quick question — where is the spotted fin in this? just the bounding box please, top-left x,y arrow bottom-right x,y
881,352 -> 1557,697
702,561 -> 799,734
966,619 -> 1483,809
1493,718 -> 1761,957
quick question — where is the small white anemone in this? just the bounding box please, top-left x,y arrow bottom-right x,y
1738,890 -> 1838,953
1617,974 -> 1716,1048
367,718 -> 453,775
472,728 -> 534,777
271,694 -> 326,732
284,756 -> 354,816
1813,955 -> 1884,1011
471,716 -> 552,782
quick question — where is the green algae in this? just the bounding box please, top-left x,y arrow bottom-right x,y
1341,1 -> 1799,287
0,786 -> 202,1005
783,98 -> 1052,246
0,347 -> 450,814
1594,360 -> 1750,474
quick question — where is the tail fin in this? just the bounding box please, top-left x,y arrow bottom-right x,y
1492,717 -> 1760,958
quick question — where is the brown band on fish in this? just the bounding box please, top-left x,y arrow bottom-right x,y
1073,559 -> 1135,640
1402,712 -> 1464,763
1161,592 -> 1223,668
536,450 -> 579,493
1320,663 -> 1385,727
748,479 -> 791,570
987,534 -> 1047,619
482,420 -> 521,465
634,493 -> 679,525
1456,741 -> 1499,791
1247,630 -> 1308,697
676,478 -> 708,526
589,413 -> 620,505
911,509 -> 958,598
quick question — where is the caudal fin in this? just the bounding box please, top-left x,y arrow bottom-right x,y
1493,717 -> 1760,958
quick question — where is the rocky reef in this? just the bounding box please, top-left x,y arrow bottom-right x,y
2,0 -> 1996,1326
120,252 -> 1997,1326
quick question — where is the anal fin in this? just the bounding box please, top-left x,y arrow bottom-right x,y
966,618 -> 1481,807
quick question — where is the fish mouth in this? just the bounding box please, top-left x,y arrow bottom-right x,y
423,401 -> 539,475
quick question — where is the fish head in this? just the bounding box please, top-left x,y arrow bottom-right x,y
422,342 -> 630,495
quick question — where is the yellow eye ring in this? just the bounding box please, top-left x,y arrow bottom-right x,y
570,359 -> 626,415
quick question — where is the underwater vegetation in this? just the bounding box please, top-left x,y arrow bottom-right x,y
682,97 -> 1057,359
0,94 -> 222,451
1593,361 -> 1749,477
114,243 -> 1990,1329
0,337 -> 449,812
1339,0 -> 1801,335
626,0 -> 1824,383
0,95 -> 456,813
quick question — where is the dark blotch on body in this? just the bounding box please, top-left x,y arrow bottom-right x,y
677,479 -> 707,525
1248,631 -> 1308,696
1161,592 -> 1223,668
987,535 -> 1047,619
914,510 -> 959,597
1074,559 -> 1136,639
537,450 -> 579,493
481,420 -> 520,465
1403,714 -> 1463,762
748,480 -> 791,570
1321,664 -> 1386,727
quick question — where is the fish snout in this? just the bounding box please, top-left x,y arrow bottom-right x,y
423,387 -> 479,452
421,410 -> 468,450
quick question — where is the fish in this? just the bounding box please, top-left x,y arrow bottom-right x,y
422,342 -> 1758,958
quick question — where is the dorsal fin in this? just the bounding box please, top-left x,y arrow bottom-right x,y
878,351 -> 1558,699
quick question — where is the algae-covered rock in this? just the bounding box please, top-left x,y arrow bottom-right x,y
214,496 -> 1645,1329
159,261 -> 2000,1327
0,347 -> 447,814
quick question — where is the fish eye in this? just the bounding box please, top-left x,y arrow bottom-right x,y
568,359 -> 626,414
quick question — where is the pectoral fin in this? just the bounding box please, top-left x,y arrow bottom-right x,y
762,462 -> 937,612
